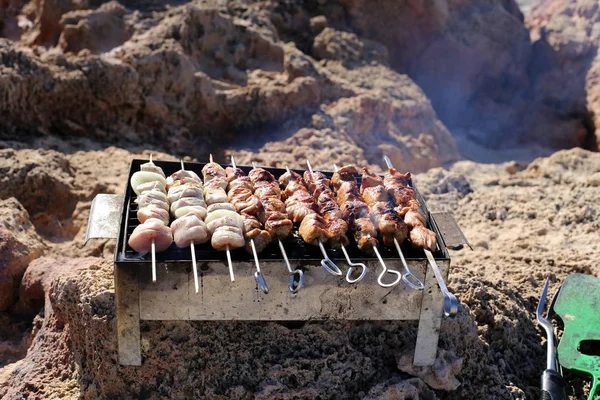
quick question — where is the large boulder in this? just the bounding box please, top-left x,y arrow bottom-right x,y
1,0 -> 457,173
0,198 -> 45,311
528,0 -> 600,150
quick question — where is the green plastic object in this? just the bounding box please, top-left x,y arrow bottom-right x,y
554,273 -> 600,400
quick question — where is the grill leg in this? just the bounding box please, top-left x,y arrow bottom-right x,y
115,264 -> 141,366
413,260 -> 447,366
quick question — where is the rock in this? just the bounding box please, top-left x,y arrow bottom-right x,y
0,0 -> 456,173
58,1 -> 132,54
0,198 -> 44,311
312,27 -> 389,66
0,149 -> 77,237
528,0 -> 600,150
363,377 -> 438,400
17,256 -> 99,315
397,348 -> 463,391
309,15 -> 328,34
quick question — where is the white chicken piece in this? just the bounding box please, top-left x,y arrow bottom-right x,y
207,202 -> 235,213
128,218 -> 173,252
136,181 -> 167,195
211,225 -> 245,250
170,197 -> 207,219
167,170 -> 202,189
137,204 -> 170,225
136,192 -> 169,211
167,182 -> 204,203
205,209 -> 244,229
204,187 -> 228,205
171,214 -> 209,247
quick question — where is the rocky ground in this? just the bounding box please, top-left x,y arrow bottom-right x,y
1,0 -> 600,399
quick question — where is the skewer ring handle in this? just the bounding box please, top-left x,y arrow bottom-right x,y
402,271 -> 425,290
377,269 -> 402,288
346,264 -> 367,284
321,258 -> 342,276
254,272 -> 269,294
288,269 -> 304,293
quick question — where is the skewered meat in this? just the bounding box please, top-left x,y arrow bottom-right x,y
249,168 -> 293,239
211,225 -> 245,250
171,214 -> 209,247
166,170 -> 202,189
136,181 -> 167,195
140,161 -> 166,178
128,218 -> 173,252
303,170 -> 349,248
202,162 -> 229,205
360,167 -> 408,246
225,167 -> 272,253
202,161 -> 246,251
137,204 -> 170,225
166,166 -> 209,250
129,160 -> 173,254
331,165 -> 378,252
131,171 -> 167,195
167,182 -> 204,203
298,213 -> 328,245
278,170 -> 318,224
383,167 -> 437,251
170,197 -> 207,219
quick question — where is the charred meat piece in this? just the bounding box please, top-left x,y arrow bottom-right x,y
278,171 -> 318,224
298,213 -> 328,245
383,167 -> 438,250
249,168 -> 293,239
331,165 -> 378,253
225,167 -> 272,254
360,167 -> 408,246
303,170 -> 349,248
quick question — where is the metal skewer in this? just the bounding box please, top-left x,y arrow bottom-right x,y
148,154 -> 157,283
252,162 -> 303,293
181,160 -> 200,293
209,154 -> 235,282
151,237 -> 156,283
332,164 -> 367,284
232,156 -> 268,294
384,156 -> 457,313
293,163 -> 342,276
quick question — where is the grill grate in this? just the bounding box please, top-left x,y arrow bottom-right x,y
115,160 -> 448,265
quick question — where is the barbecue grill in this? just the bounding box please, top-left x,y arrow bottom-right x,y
86,159 -> 469,367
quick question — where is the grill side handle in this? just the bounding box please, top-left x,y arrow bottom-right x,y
84,194 -> 125,245
430,212 -> 471,251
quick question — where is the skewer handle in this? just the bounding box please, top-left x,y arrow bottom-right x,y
225,246 -> 235,282
191,241 -> 199,293
151,238 -> 157,283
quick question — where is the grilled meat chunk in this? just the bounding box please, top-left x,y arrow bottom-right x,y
331,165 -> 378,252
360,167 -> 408,246
298,213 -> 328,245
128,218 -> 173,252
171,214 -> 209,247
383,167 -> 438,250
249,168 -> 293,239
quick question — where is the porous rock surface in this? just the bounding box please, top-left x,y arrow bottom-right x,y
0,0 -> 460,172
